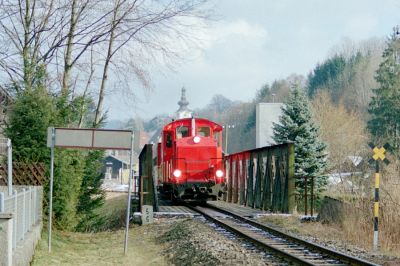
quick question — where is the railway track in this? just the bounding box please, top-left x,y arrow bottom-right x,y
186,203 -> 379,266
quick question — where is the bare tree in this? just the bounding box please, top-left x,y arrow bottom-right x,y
0,0 -> 213,126
91,0 -> 212,126
312,91 -> 368,174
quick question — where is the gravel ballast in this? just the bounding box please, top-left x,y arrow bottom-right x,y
159,218 -> 280,265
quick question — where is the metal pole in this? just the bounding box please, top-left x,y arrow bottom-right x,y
373,161 -> 380,251
225,126 -> 229,154
311,176 -> 314,217
7,139 -> 12,196
121,161 -> 123,184
304,176 -> 308,216
124,131 -> 134,255
134,175 -> 137,197
48,127 -> 55,252
0,192 -> 4,212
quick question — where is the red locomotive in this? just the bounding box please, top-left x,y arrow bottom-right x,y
157,117 -> 225,201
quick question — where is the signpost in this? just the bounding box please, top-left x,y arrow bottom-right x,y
47,127 -> 134,254
369,143 -> 390,251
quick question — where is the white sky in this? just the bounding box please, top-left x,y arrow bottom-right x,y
105,0 -> 400,121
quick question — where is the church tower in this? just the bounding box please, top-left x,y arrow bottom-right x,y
176,87 -> 193,119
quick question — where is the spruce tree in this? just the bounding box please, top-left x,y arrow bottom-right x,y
75,150 -> 106,232
273,86 -> 327,194
5,67 -> 86,230
368,29 -> 400,153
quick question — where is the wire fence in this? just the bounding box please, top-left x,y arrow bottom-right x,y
0,186 -> 43,250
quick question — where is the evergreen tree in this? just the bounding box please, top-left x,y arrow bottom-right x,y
74,105 -> 107,232
368,29 -> 400,153
308,54 -> 347,98
75,150 -> 106,232
5,67 -> 86,230
273,86 -> 327,194
5,66 -> 55,162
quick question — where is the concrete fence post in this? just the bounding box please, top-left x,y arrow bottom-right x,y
29,188 -> 32,227
13,189 -> 17,249
33,188 -> 36,225
0,192 -> 4,213
22,188 -> 26,239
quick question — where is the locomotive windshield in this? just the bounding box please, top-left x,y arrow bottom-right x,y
198,126 -> 210,137
176,126 -> 189,139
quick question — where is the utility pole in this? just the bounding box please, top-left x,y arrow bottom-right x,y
224,125 -> 235,154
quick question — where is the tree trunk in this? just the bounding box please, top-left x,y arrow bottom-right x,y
93,2 -> 119,127
23,0 -> 32,89
62,0 -> 77,96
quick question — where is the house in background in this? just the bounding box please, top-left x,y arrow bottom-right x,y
103,154 -> 130,182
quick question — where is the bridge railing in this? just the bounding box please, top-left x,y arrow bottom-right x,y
223,142 -> 295,213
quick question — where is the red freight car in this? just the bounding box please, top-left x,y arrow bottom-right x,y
157,117 -> 225,201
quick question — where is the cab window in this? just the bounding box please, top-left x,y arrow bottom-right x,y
176,126 -> 189,139
198,126 -> 210,137
165,132 -> 172,148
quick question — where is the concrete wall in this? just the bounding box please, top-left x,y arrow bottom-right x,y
0,212 -> 42,266
13,222 -> 42,266
318,196 -> 352,224
256,103 -> 283,148
0,213 -> 13,266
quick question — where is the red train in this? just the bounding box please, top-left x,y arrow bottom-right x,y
157,117 -> 225,201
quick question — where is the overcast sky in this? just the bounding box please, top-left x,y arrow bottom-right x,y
106,0 -> 400,121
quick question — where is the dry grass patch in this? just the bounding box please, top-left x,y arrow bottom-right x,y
32,223 -> 168,266
33,193 -> 166,265
258,215 -> 346,243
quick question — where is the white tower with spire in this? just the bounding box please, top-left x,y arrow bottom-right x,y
176,87 -> 193,119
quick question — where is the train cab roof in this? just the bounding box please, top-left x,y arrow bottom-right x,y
162,117 -> 223,132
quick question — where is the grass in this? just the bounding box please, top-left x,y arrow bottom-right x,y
259,215 -> 346,243
32,193 -> 167,266
32,226 -> 166,266
96,192 -> 131,230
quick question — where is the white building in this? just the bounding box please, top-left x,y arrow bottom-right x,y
256,103 -> 283,148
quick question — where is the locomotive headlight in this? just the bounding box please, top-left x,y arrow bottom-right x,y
173,169 -> 182,178
216,170 -> 224,178
193,136 -> 201,144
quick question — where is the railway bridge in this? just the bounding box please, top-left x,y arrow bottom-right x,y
138,141 -> 295,214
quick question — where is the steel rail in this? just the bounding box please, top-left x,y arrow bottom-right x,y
204,204 -> 379,266
187,204 -> 316,265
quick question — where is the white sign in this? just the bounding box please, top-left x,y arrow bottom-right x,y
47,127 -> 132,150
142,205 -> 154,225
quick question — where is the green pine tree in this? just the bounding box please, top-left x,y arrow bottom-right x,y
75,150 -> 106,232
368,29 -> 400,153
5,67 -> 56,162
273,86 -> 327,194
5,67 -> 86,230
